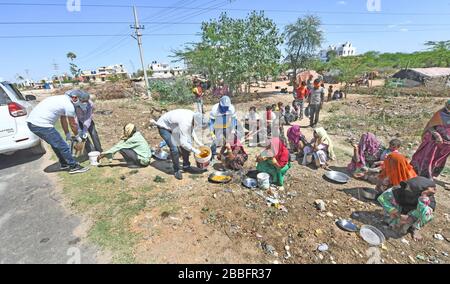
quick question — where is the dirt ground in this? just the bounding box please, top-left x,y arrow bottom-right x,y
57,81 -> 450,264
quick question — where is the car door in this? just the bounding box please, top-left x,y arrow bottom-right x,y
0,85 -> 17,139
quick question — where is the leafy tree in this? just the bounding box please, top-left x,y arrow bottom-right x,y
66,52 -> 81,80
424,40 -> 450,67
284,15 -> 324,89
328,56 -> 369,91
174,12 -> 283,94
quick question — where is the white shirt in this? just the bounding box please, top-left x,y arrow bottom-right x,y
210,103 -> 237,129
27,95 -> 76,128
156,109 -> 201,152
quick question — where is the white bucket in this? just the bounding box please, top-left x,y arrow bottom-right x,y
194,146 -> 212,169
88,151 -> 101,166
257,173 -> 271,190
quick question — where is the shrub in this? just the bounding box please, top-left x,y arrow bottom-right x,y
150,77 -> 194,104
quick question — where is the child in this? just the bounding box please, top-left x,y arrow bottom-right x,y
328,85 -> 333,102
380,139 -> 401,161
245,106 -> 260,147
218,138 -> 248,171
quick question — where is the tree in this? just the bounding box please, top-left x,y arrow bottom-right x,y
284,15 -> 324,89
329,56 -> 369,91
173,12 -> 283,94
424,40 -> 450,67
66,51 -> 81,80
66,52 -> 77,61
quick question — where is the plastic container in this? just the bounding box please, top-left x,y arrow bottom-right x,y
88,151 -> 101,166
257,173 -> 271,190
195,146 -> 212,169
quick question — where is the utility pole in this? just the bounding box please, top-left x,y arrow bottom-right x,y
131,6 -> 151,99
52,60 -> 62,88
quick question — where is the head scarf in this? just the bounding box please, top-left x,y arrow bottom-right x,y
393,176 -> 437,213
287,125 -> 303,145
379,152 -> 417,186
269,137 -> 289,167
121,123 -> 136,140
229,135 -> 247,156
358,133 -> 382,166
219,96 -> 232,113
314,127 -> 336,160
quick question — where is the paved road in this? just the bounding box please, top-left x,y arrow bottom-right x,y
0,150 -> 99,264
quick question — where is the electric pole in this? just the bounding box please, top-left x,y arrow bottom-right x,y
131,6 -> 151,99
52,60 -> 62,88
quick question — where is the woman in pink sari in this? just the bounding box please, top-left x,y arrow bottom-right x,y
411,100 -> 450,178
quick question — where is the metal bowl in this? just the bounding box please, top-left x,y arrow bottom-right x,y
153,150 -> 169,160
242,177 -> 257,189
336,219 -> 359,232
360,225 -> 386,246
208,171 -> 233,184
361,188 -> 379,200
324,171 -> 351,184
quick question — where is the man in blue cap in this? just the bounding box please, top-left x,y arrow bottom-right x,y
209,96 -> 239,160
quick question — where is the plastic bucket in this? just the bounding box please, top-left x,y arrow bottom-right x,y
195,146 -> 212,169
257,173 -> 271,190
88,151 -> 101,166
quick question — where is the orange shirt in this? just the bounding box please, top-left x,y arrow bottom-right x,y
379,152 -> 417,186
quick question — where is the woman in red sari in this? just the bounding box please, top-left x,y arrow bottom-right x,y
411,100 -> 450,178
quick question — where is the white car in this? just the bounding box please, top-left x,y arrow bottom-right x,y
0,82 -> 46,155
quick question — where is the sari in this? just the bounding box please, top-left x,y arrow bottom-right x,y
379,152 -> 417,187
257,137 -> 291,186
347,133 -> 383,173
411,108 -> 450,178
219,137 -> 248,170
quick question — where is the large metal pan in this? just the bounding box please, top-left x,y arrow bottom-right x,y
324,171 -> 351,184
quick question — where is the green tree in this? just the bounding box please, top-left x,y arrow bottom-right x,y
284,15 -> 324,89
66,52 -> 81,80
174,12 -> 283,94
329,56 -> 369,91
424,40 -> 450,67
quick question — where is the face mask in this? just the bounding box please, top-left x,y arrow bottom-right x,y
79,102 -> 88,112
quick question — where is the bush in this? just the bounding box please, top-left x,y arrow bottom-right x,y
150,77 -> 194,104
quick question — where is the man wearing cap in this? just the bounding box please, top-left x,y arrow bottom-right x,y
27,90 -> 90,174
209,96 -> 238,159
73,90 -> 103,154
156,109 -> 208,180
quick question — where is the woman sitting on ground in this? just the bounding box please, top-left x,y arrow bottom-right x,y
411,100 -> 450,178
348,133 -> 385,180
256,137 -> 291,187
302,127 -> 336,169
287,125 -> 308,155
377,176 -> 437,241
217,136 -> 248,171
97,123 -> 152,168
376,150 -> 417,193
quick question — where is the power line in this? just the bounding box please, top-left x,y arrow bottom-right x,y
2,21 -> 450,27
1,2 -> 449,16
1,28 -> 447,39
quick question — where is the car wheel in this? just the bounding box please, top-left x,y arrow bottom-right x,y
29,141 -> 47,155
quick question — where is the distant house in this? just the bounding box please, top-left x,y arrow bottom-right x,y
149,61 -> 185,79
320,42 -> 357,62
81,64 -> 129,82
392,68 -> 450,88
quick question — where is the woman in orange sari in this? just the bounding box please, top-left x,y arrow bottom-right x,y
376,152 -> 417,193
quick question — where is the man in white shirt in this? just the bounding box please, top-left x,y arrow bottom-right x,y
27,90 -> 89,174
156,109 -> 207,180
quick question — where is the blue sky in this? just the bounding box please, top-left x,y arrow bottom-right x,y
1,0 -> 450,82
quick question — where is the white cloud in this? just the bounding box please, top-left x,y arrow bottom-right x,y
399,28 -> 409,32
387,25 -> 397,29
337,1 -> 347,5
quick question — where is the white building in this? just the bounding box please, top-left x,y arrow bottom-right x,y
320,42 -> 357,62
149,61 -> 185,79
81,64 -> 129,82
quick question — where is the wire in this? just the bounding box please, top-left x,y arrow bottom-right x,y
1,2 -> 449,16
